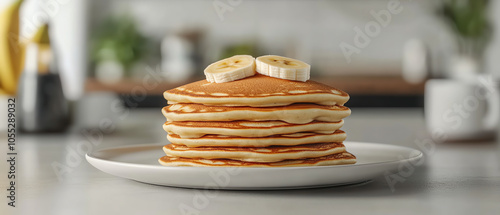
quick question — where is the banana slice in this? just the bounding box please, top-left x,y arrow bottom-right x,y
204,55 -> 256,83
256,55 -> 311,82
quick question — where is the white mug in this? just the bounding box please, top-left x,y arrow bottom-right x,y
425,77 -> 500,141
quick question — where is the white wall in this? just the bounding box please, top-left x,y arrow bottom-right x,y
7,0 -> 499,99
486,0 -> 500,79
90,0 -> 453,77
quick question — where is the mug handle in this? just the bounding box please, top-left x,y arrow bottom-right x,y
480,75 -> 500,131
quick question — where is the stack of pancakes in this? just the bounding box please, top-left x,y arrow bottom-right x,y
159,74 -> 356,167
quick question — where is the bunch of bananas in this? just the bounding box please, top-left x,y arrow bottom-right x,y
0,0 -> 24,95
0,0 -> 52,95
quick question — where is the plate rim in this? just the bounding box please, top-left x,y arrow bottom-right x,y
86,141 -> 423,171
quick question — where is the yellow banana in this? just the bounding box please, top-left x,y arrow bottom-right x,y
31,23 -> 50,44
16,22 -> 50,75
0,0 -> 24,95
0,86 -> 6,95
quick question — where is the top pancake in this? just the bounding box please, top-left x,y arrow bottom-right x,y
164,74 -> 349,107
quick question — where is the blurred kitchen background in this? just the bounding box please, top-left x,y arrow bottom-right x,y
1,0 -> 500,140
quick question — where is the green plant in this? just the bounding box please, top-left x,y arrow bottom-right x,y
437,0 -> 492,56
91,15 -> 148,71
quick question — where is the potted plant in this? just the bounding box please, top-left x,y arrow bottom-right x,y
91,15 -> 148,83
437,0 -> 492,79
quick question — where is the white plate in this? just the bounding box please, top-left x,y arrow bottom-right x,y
86,142 -> 423,190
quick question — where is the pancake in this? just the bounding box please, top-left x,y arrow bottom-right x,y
163,142 -> 346,162
164,74 -> 349,107
163,103 -> 351,124
163,120 -> 344,138
158,152 -> 356,167
167,130 -> 347,147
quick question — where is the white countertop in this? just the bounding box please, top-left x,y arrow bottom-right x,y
2,108 -> 500,215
